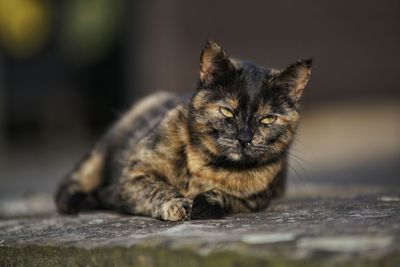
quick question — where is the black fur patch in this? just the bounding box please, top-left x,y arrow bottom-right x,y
55,189 -> 98,214
190,193 -> 226,220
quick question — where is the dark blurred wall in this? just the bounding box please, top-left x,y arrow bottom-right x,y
129,0 -> 400,105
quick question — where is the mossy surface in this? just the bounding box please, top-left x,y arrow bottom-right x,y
1,244 -> 399,267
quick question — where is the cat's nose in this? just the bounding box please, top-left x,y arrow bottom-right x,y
237,127 -> 253,146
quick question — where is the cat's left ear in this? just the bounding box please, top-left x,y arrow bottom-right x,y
199,40 -> 235,86
273,59 -> 313,101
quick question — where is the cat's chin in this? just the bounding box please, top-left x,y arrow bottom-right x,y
226,149 -> 256,162
217,152 -> 262,169
226,152 -> 242,161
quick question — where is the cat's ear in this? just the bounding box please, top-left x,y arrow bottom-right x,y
199,40 -> 234,86
272,59 -> 312,101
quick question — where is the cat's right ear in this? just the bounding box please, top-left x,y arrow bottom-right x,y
271,59 -> 313,102
199,40 -> 234,86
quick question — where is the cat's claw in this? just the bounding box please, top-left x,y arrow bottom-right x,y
160,197 -> 192,221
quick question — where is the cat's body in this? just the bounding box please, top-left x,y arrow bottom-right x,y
55,41 -> 312,221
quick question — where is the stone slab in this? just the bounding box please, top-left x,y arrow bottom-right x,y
0,187 -> 399,266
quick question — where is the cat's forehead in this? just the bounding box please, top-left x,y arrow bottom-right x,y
223,61 -> 275,108
236,61 -> 277,95
214,61 -> 291,118
237,61 -> 268,91
221,92 -> 273,115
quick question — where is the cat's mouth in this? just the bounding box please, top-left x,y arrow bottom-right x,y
217,138 -> 270,162
211,139 -> 277,168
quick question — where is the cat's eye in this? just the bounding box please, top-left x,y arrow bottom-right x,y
260,115 -> 277,125
219,107 -> 234,118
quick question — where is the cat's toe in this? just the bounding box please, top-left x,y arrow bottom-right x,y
161,198 -> 192,221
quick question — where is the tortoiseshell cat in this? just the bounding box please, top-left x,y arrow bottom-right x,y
55,40 -> 312,221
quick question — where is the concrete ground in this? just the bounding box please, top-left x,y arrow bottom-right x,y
0,185 -> 399,266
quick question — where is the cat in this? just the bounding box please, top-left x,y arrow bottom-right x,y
55,40 -> 312,221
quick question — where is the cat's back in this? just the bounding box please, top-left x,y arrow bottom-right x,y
99,91 -> 185,180
110,91 -> 181,141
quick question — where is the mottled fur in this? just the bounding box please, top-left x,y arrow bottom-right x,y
55,40 -> 312,221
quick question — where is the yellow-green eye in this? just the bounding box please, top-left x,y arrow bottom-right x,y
219,107 -> 234,118
260,115 -> 277,125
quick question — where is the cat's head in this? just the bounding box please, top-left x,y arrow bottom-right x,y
189,40 -> 312,168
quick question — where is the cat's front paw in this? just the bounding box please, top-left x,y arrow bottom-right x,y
160,197 -> 192,221
55,182 -> 97,214
190,191 -> 226,220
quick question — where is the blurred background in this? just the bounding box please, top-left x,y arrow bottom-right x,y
0,0 -> 399,199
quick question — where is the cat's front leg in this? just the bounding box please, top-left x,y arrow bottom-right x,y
118,173 -> 192,221
190,190 -> 228,220
190,189 -> 271,220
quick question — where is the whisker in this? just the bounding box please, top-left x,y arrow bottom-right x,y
287,162 -> 302,188
287,153 -> 310,186
287,151 -> 311,165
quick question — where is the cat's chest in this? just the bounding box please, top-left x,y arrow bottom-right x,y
182,155 -> 282,199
